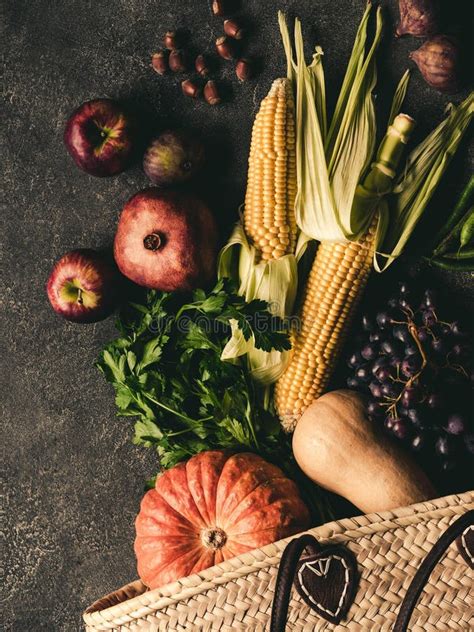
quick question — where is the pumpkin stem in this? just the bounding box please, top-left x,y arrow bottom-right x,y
201,527 -> 227,550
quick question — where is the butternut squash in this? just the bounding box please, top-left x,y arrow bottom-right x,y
292,390 -> 436,513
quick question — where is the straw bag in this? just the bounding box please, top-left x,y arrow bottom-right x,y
83,491 -> 473,631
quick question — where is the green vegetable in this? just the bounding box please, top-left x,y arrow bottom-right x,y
460,207 -> 474,249
375,93 -> 474,271
97,278 -> 293,470
433,176 -> 474,254
443,247 -> 474,260
433,176 -> 474,256
430,256 -> 474,271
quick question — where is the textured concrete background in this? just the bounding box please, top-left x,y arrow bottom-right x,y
2,1 -> 472,630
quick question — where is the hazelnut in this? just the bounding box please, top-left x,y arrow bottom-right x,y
224,19 -> 244,40
195,54 -> 211,78
163,30 -> 180,50
169,49 -> 187,73
215,36 -> 236,61
151,51 -> 168,75
203,80 -> 221,105
235,58 -> 254,81
181,79 -> 201,98
212,0 -> 233,16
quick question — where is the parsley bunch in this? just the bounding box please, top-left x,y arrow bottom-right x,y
97,278 -> 292,469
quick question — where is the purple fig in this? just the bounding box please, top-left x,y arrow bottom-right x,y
396,0 -> 439,38
410,35 -> 460,93
143,130 -> 205,186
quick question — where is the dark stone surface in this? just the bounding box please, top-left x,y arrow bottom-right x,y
2,1 -> 472,630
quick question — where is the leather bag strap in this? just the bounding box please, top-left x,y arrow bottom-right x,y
269,509 -> 473,632
270,534 -> 321,632
393,509 -> 473,631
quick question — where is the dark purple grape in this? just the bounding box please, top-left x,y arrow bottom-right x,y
372,357 -> 388,374
382,382 -> 402,399
347,352 -> 363,368
422,289 -> 437,309
369,381 -> 383,398
361,314 -> 374,332
393,325 -> 410,343
451,343 -> 463,357
450,321 -> 464,337
390,355 -> 403,368
417,328 -> 429,342
384,416 -> 395,431
346,377 -> 360,389
422,309 -> 437,328
426,392 -> 444,410
407,408 -> 427,429
369,331 -> 384,343
411,433 -> 425,451
451,343 -> 470,361
355,365 -> 371,382
374,366 -> 392,382
445,414 -> 465,436
399,282 -> 410,296
401,357 -> 420,378
388,297 -> 398,309
464,434 -> 474,455
431,338 -> 446,355
376,311 -> 391,329
401,386 -> 422,408
381,340 -> 401,356
435,435 -> 452,456
361,344 -> 378,361
440,323 -> 451,336
405,344 -> 418,357
393,418 -> 409,440
367,400 -> 384,417
399,297 -> 411,309
441,459 -> 456,472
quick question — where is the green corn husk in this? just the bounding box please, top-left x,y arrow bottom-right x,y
376,93 -> 474,271
218,221 -> 310,384
279,5 -> 385,242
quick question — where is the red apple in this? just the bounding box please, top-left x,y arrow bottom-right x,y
64,99 -> 136,177
46,249 -> 119,323
114,188 -> 217,291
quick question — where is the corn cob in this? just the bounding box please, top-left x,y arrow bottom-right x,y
275,113 -> 416,431
274,221 -> 376,430
244,78 -> 298,261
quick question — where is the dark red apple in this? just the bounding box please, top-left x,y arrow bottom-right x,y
64,99 -> 136,177
46,249 -> 119,323
114,188 -> 217,291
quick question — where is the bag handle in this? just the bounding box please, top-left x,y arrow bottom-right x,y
270,509 -> 473,632
270,534 -> 321,632
393,509 -> 473,631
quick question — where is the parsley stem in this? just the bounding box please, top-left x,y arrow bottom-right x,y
166,429 -> 193,437
143,393 -> 211,427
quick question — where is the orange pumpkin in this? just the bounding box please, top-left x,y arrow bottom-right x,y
134,450 -> 310,588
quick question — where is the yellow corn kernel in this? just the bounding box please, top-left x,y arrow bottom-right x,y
243,78 -> 297,260
274,219 -> 377,431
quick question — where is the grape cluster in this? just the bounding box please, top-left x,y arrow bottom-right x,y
346,283 -> 473,472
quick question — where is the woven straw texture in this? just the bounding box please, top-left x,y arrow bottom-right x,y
84,492 -> 473,631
